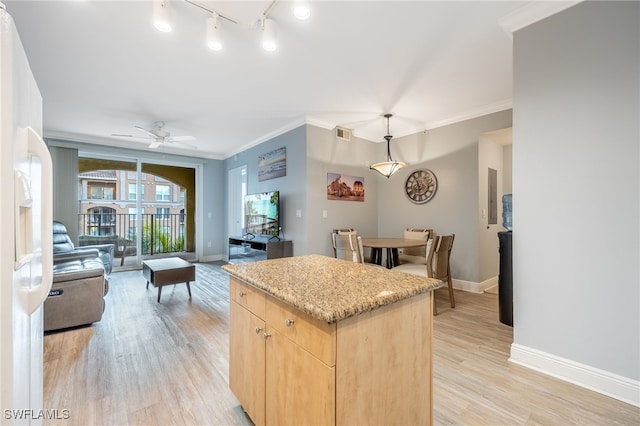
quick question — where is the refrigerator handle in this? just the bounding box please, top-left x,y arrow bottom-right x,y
18,127 -> 53,315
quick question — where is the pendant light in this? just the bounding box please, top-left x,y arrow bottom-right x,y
370,114 -> 406,178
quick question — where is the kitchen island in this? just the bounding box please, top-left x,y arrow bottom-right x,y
222,254 -> 443,426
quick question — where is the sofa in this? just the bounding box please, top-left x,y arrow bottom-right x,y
45,250 -> 109,332
44,221 -> 113,331
53,221 -> 115,274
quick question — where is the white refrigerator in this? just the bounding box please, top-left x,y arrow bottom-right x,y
0,3 -> 53,425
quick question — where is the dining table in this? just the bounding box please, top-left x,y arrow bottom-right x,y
361,237 -> 427,269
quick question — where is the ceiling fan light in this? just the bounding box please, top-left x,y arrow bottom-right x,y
293,2 -> 311,20
153,0 -> 172,32
261,18 -> 277,51
206,14 -> 222,51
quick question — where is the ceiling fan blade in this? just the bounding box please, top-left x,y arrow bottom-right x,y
148,141 -> 163,149
111,133 -> 134,137
134,125 -> 158,138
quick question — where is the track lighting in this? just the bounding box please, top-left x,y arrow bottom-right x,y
293,1 -> 311,20
261,17 -> 277,52
206,13 -> 222,51
153,0 -> 172,33
154,1 -> 296,52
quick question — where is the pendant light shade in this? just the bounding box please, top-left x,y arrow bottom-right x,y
206,13 -> 222,51
261,17 -> 277,51
153,0 -> 172,33
370,114 -> 406,178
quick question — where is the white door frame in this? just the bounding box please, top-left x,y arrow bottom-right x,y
227,165 -> 247,246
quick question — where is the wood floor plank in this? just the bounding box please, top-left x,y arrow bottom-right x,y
42,262 -> 639,425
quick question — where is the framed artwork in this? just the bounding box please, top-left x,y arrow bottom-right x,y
258,147 -> 286,181
327,172 -> 365,202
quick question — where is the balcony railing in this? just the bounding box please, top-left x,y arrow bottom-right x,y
78,213 -> 185,256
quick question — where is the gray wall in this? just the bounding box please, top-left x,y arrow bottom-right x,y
306,125 -> 380,257
513,1 -> 639,380
503,144 -> 512,194
201,159 -> 225,257
379,110 -> 512,282
224,125 -> 307,255
49,146 -> 79,242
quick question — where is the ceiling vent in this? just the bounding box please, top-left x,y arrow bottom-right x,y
336,126 -> 352,141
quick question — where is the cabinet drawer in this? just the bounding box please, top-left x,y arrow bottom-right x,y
266,296 -> 336,366
230,278 -> 266,320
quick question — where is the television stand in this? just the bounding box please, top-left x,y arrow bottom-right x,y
229,236 -> 292,264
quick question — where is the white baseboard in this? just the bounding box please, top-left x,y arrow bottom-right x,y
452,276 -> 497,294
199,254 -> 224,263
510,343 -> 640,407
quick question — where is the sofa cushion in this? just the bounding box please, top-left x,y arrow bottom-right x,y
53,258 -> 105,283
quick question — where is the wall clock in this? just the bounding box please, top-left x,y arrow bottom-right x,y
405,169 -> 438,204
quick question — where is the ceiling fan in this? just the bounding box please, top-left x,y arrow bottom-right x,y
112,121 -> 196,149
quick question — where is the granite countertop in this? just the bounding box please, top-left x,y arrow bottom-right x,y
222,254 -> 444,324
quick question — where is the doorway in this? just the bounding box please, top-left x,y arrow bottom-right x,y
78,157 -> 197,270
227,165 -> 247,241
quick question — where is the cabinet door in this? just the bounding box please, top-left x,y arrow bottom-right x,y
265,327 -> 335,426
229,301 -> 266,426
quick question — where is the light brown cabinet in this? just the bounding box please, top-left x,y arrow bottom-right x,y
229,276 -> 434,426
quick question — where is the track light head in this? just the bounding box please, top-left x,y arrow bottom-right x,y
206,13 -> 222,51
294,1 -> 311,20
153,0 -> 172,33
261,17 -> 277,52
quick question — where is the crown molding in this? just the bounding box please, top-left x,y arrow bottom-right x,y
44,131 -> 222,160
499,1 -> 583,38
223,116 -> 307,159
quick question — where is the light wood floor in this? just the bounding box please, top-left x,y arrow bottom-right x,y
43,262 -> 639,425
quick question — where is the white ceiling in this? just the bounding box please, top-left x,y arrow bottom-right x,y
6,0 -> 529,159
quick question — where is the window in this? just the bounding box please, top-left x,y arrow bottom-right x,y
89,185 -> 114,200
156,207 -> 170,219
128,183 -> 144,200
156,185 -> 170,201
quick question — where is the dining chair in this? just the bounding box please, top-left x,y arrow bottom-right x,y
332,233 -> 365,264
332,228 -> 373,263
331,228 -> 356,257
432,234 -> 455,315
393,234 -> 455,315
398,228 -> 433,265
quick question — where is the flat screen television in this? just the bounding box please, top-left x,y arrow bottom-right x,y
244,191 -> 280,238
